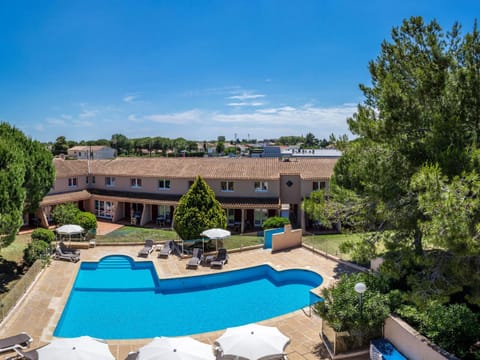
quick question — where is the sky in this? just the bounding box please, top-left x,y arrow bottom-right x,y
0,1 -> 479,143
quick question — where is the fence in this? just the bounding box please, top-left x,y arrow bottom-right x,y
0,260 -> 44,323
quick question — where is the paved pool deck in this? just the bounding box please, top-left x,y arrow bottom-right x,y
0,244 -> 358,360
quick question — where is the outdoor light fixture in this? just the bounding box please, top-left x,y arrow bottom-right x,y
354,282 -> 367,317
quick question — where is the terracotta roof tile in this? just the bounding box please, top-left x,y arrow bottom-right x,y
40,190 -> 91,206
55,157 -> 336,180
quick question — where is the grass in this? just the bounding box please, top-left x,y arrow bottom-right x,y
302,233 -> 364,260
96,226 -> 264,250
1,233 -> 31,263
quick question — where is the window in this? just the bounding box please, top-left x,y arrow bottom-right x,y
221,181 -> 234,192
105,177 -> 115,187
254,181 -> 268,192
313,181 -> 326,191
68,177 -> 77,187
226,209 -> 235,225
95,200 -> 113,219
254,209 -> 268,227
85,176 -> 89,184
131,178 -> 142,188
158,179 -> 171,190
92,176 -> 96,184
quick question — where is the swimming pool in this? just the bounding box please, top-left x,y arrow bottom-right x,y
54,255 -> 323,339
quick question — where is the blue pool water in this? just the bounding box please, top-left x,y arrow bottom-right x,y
54,255 -> 323,339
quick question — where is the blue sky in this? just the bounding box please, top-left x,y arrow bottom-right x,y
0,1 -> 478,143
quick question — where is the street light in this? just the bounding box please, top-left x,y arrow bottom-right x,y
354,282 -> 367,318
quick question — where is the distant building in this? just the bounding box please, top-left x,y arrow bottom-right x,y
68,146 -> 116,160
282,148 -> 342,158
248,145 -> 342,159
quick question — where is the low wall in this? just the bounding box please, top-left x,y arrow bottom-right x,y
384,316 -> 458,360
271,224 -> 302,251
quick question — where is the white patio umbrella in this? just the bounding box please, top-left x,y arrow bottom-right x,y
215,323 -> 290,360
137,336 -> 215,360
200,228 -> 231,251
56,224 -> 85,243
36,336 -> 115,360
200,228 -> 231,240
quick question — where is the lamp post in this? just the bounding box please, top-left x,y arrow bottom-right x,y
354,282 -> 367,318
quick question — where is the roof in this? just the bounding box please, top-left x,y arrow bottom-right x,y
53,157 -> 337,180
69,146 -> 112,151
40,190 -> 91,206
53,158 -> 90,177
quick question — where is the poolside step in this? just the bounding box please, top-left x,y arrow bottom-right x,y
97,257 -> 133,269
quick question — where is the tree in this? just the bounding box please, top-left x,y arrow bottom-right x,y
173,176 -> 226,240
52,136 -> 69,155
303,132 -> 318,148
51,203 -> 80,226
110,133 -> 129,155
0,123 -> 54,248
216,141 -> 225,155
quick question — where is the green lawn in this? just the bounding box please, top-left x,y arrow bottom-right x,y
302,233 -> 363,260
1,227 -> 362,264
1,233 -> 31,263
96,226 -> 264,250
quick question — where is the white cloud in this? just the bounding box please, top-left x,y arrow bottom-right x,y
79,109 -> 98,118
46,117 -> 66,125
128,114 -> 141,122
123,93 -> 142,103
228,92 -> 266,100
142,103 -> 356,139
227,101 -> 265,107
144,109 -> 204,124
72,120 -> 94,127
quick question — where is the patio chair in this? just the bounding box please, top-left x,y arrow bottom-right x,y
138,239 -> 155,257
0,333 -> 32,354
59,241 -> 80,256
157,240 -> 174,258
186,247 -> 203,269
210,248 -> 229,269
53,246 -> 80,263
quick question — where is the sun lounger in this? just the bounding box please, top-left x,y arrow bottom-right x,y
7,347 -> 38,360
0,333 -> 32,354
138,239 -> 155,257
124,351 -> 139,360
186,248 -> 203,269
59,242 -> 80,255
210,248 -> 228,269
157,240 -> 174,258
53,246 -> 80,262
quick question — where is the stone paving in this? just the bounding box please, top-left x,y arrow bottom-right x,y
0,242 -> 356,360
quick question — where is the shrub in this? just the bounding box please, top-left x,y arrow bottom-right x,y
23,240 -> 51,266
398,302 -> 480,358
30,228 -> 55,244
51,203 -> 80,226
315,272 -> 390,333
75,211 -> 97,232
262,216 -> 290,230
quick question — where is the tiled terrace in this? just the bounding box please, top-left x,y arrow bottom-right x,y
0,244 -> 357,360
